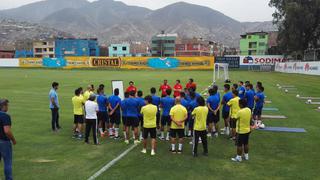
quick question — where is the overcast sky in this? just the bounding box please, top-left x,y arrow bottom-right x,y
0,0 -> 275,22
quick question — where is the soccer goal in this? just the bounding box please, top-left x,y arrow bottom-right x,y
213,63 -> 230,84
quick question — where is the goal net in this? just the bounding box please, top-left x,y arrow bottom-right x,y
213,63 -> 230,84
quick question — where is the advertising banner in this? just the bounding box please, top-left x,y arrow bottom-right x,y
16,56 -> 214,70
275,61 -> 320,76
43,58 -> 67,68
19,58 -> 43,67
64,56 -> 90,69
240,56 -> 287,66
175,57 -> 214,70
215,56 -> 240,68
122,56 -> 214,70
0,58 -> 19,67
121,57 -> 151,69
90,57 -> 121,68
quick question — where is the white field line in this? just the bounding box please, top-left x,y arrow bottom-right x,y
87,144 -> 138,180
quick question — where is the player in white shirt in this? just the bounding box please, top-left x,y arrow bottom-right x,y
84,94 -> 99,145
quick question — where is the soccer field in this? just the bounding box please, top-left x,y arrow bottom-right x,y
0,68 -> 319,180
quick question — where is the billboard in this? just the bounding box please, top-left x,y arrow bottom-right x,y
19,58 -> 43,67
43,58 -> 67,68
240,56 -> 287,66
0,58 -> 19,67
16,56 -> 214,70
121,56 -> 214,70
64,56 -> 90,69
275,62 -> 320,76
90,57 -> 121,68
215,56 -> 240,68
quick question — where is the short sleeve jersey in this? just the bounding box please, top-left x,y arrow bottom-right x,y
227,96 -> 240,118
141,104 -> 158,128
235,108 -> 251,134
192,106 -> 209,131
170,104 -> 188,129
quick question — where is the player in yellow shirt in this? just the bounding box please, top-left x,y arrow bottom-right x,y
231,99 -> 252,162
83,85 -> 94,101
169,97 -> 188,154
192,96 -> 209,157
140,95 -> 158,156
72,88 -> 85,139
227,90 -> 240,140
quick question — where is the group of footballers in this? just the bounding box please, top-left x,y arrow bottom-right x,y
71,78 -> 265,161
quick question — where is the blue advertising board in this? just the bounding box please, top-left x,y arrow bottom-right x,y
215,56 -> 240,68
147,57 -> 180,69
43,58 -> 67,68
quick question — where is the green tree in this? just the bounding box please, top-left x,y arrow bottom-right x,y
269,0 -> 320,57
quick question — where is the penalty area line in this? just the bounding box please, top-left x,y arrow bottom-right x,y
87,144 -> 138,180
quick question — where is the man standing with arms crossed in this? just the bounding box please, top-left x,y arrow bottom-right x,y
49,82 -> 61,132
169,97 -> 188,154
159,80 -> 172,97
0,99 -> 16,180
173,80 -> 183,98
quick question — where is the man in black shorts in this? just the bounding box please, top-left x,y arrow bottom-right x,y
140,95 -> 158,156
169,97 -> 188,154
231,99 -> 252,162
124,91 -> 140,145
72,88 -> 85,139
206,86 -> 220,137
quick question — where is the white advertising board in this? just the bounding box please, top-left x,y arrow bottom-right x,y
111,80 -> 124,100
0,58 -> 19,67
240,56 -> 287,66
275,61 -> 320,76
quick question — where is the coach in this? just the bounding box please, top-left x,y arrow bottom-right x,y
49,82 -> 61,132
0,99 -> 16,180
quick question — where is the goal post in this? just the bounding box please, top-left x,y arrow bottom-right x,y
213,63 -> 230,84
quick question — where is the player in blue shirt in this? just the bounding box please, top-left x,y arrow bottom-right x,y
244,84 -> 255,111
160,89 -> 175,141
136,90 -> 146,140
238,81 -> 246,99
180,92 -> 190,135
207,85 -> 221,137
121,92 -> 129,140
108,88 -> 122,138
0,99 -> 16,180
125,91 -> 140,144
180,92 -> 190,109
184,88 -> 191,102
254,86 -> 265,128
49,82 -> 61,131
221,84 -> 233,136
187,91 -> 198,137
150,87 -> 161,132
97,88 -> 109,138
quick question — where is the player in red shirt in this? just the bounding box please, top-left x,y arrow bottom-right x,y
173,80 -> 183,98
159,80 -> 172,97
186,78 -> 197,90
126,81 -> 137,94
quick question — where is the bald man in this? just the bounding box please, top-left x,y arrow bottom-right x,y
169,97 -> 188,154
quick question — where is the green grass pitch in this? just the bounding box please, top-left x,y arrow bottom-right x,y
0,68 -> 319,180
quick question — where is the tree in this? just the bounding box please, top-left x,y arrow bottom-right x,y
269,0 -> 320,58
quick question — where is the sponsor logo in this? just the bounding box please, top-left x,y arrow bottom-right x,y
91,57 -> 121,67
242,56 -> 287,65
242,56 -> 254,64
